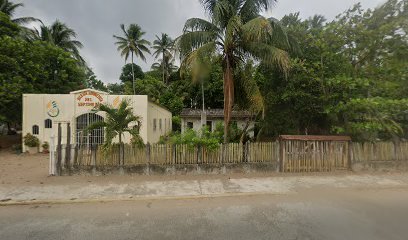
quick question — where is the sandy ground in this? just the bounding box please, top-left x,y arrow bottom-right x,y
0,148 -> 373,187
1,148 -> 408,204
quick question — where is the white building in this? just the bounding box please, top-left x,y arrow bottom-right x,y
22,89 -> 172,152
180,108 -> 255,137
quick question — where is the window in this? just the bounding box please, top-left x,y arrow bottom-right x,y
153,119 -> 157,131
187,122 -> 193,129
165,119 -> 167,132
206,121 -> 212,132
159,119 -> 162,131
32,125 -> 39,135
45,119 -> 52,129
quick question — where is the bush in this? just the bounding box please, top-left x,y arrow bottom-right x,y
23,133 -> 40,147
42,141 -> 49,150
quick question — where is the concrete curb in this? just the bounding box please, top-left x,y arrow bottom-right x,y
0,191 -> 291,206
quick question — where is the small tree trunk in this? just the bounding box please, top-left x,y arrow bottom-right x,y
223,57 -> 234,143
162,52 -> 166,84
119,133 -> 123,166
131,52 -> 136,95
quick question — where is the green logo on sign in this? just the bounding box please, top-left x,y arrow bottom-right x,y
47,101 -> 60,117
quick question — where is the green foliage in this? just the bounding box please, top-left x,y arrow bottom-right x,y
169,127 -> 221,151
177,0 -> 293,142
86,71 -> 108,92
331,98 -> 408,141
27,20 -> 85,63
0,36 -> 86,124
107,83 -> 124,95
41,141 -> 49,150
120,63 -> 144,84
23,133 -> 39,147
0,12 -> 19,37
88,100 -> 143,149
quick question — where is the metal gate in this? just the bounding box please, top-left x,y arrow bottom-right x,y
280,135 -> 351,172
76,113 -> 104,147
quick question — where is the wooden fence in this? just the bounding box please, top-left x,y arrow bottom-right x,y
69,142 -> 279,168
60,139 -> 408,174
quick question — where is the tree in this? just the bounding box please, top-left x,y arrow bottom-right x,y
86,70 -> 108,92
0,0 -> 39,26
119,63 -> 144,84
28,20 -> 85,64
0,36 -> 86,128
0,12 -> 19,37
88,100 -> 143,165
151,54 -> 178,84
113,24 -> 151,95
178,0 -> 292,142
152,33 -> 175,84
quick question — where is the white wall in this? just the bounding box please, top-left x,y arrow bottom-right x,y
22,90 -> 171,152
181,117 -> 255,138
147,101 -> 172,144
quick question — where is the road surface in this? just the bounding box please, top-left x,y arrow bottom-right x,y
1,186 -> 408,240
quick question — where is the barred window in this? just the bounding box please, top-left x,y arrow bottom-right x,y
32,125 -> 39,135
45,119 -> 52,129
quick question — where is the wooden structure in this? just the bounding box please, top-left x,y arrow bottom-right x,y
279,135 -> 352,172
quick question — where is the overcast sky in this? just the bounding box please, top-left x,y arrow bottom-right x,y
17,0 -> 385,84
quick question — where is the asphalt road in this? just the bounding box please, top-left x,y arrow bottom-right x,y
1,187 -> 408,240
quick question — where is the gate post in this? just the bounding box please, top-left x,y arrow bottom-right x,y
57,123 -> 62,176
65,123 -> 71,169
279,138 -> 284,173
49,134 -> 56,176
348,140 -> 353,170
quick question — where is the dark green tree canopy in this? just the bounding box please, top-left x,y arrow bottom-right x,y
120,63 -> 145,84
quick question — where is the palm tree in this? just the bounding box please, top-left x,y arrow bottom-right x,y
29,20 -> 85,63
152,33 -> 175,83
0,0 -> 40,26
114,24 -> 151,95
177,0 -> 292,142
88,100 -> 143,165
151,54 -> 178,84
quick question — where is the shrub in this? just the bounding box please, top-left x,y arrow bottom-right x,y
42,141 -> 49,150
23,133 -> 40,147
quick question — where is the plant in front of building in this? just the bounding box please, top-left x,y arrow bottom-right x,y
23,133 -> 39,154
23,133 -> 39,147
42,141 -> 49,153
87,99 -> 142,165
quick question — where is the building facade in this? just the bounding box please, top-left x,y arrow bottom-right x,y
22,89 -> 172,152
180,108 -> 255,137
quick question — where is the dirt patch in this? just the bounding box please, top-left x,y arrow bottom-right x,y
1,149 -> 406,188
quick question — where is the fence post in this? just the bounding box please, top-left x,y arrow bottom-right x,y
57,123 -> 62,176
92,144 -> 97,174
145,143 -> 151,175
279,139 -> 284,173
244,142 -> 249,163
49,134 -> 56,176
65,123 -> 71,169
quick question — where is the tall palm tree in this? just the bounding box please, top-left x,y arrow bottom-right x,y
151,54 -> 178,84
0,0 -> 39,25
177,0 -> 292,142
152,33 -> 175,83
114,24 -> 151,95
29,20 -> 85,63
88,100 -> 143,165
